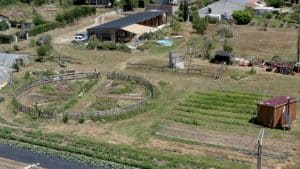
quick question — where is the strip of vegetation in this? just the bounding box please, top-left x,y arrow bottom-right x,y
175,106 -> 252,120
0,127 -> 249,169
56,6 -> 96,24
28,22 -> 64,36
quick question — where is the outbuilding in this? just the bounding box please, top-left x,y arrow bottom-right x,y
256,96 -> 297,128
211,50 -> 233,65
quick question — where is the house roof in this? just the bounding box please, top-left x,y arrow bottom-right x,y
258,96 -> 297,108
0,53 -> 29,68
198,0 -> 247,17
87,11 -> 164,31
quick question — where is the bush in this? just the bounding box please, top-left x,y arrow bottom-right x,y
0,34 -> 14,44
223,40 -> 233,53
33,0 -> 47,6
32,12 -> 47,26
0,20 -> 9,31
78,116 -> 84,123
192,12 -> 207,34
232,10 -> 252,25
62,112 -> 68,123
206,16 -> 218,24
0,0 -> 14,5
217,26 -> 233,38
116,43 -> 131,53
36,45 -> 49,56
28,22 -> 62,36
137,40 -> 154,51
56,6 -> 96,24
266,0 -> 284,8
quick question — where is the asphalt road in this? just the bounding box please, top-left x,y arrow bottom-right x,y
0,144 -> 111,169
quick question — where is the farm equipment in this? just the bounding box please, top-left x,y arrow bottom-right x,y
265,56 -> 300,75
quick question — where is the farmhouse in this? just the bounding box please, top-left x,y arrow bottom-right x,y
87,11 -> 167,42
256,96 -> 297,128
198,0 -> 264,19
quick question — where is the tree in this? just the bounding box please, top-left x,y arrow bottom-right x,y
33,0 -> 47,6
0,20 -> 9,31
192,12 -> 207,34
183,0 -> 189,21
266,0 -> 284,8
202,37 -> 215,60
232,10 -> 252,25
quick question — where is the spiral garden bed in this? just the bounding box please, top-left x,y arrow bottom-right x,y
13,71 -> 157,120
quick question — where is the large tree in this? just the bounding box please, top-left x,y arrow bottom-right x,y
183,0 -> 189,21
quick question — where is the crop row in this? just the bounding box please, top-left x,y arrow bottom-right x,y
185,97 -> 257,109
176,106 -> 252,120
173,111 -> 249,126
178,102 -> 256,115
194,91 -> 266,100
0,128 -> 247,169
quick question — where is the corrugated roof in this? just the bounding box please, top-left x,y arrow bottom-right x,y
87,11 -> 164,31
259,96 -> 297,108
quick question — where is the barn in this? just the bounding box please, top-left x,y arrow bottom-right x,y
256,96 -> 297,128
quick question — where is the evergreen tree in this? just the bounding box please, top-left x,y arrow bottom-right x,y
192,12 -> 207,34
183,0 -> 189,21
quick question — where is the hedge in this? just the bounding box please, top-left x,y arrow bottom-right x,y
0,34 -> 15,44
56,6 -> 96,24
28,22 -> 64,37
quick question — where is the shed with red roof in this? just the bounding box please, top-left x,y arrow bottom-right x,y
256,96 -> 297,128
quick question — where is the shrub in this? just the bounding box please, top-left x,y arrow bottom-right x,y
0,34 -> 14,44
0,0 -> 14,5
32,12 -> 47,26
24,71 -> 31,80
223,40 -> 233,53
217,26 -> 233,38
28,22 -> 62,36
206,16 -> 218,24
62,112 -> 68,123
78,116 -> 84,123
36,45 -> 49,56
266,0 -> 284,8
0,20 -> 9,31
192,12 -> 207,34
232,10 -> 252,25
56,6 -> 96,24
137,40 -> 154,51
116,43 -> 131,53
33,0 -> 47,6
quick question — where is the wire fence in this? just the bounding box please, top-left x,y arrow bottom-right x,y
126,62 -> 226,79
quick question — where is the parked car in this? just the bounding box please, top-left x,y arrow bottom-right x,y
72,32 -> 88,43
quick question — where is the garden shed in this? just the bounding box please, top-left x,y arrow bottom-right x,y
256,96 -> 297,128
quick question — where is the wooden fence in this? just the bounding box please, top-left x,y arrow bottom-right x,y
68,72 -> 157,119
13,72 -> 101,119
13,71 -> 156,120
126,63 -> 226,78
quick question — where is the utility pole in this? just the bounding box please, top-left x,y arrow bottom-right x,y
297,19 -> 300,62
257,128 -> 265,169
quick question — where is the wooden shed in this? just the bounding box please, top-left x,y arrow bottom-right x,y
256,96 -> 297,128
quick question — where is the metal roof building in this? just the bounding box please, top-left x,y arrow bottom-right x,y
87,11 -> 166,42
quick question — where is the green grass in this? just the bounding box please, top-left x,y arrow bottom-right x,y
88,97 -> 118,111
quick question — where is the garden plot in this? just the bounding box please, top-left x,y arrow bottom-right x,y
17,80 -> 92,112
155,91 -> 297,168
70,79 -> 146,114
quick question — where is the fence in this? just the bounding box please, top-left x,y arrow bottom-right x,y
68,72 -> 158,119
13,72 -> 101,119
126,63 -> 225,78
13,71 -> 156,120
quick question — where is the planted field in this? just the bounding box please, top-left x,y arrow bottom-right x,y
0,127 -> 248,169
154,91 -> 297,168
